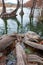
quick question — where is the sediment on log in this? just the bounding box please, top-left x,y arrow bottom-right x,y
16,42 -> 27,65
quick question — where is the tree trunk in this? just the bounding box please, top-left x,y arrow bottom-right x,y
30,0 -> 37,18
24,40 -> 43,50
11,0 -> 20,14
2,0 -> 6,14
16,42 -> 27,65
0,35 -> 16,51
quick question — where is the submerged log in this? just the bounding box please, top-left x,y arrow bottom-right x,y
16,42 -> 27,65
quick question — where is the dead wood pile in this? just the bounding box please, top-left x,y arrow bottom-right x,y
0,31 -> 43,65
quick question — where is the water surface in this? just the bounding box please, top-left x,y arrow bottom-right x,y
0,7 -> 43,37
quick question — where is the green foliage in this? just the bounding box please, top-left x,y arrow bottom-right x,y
25,48 -> 33,54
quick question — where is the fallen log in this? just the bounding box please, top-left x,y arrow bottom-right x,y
24,40 -> 43,50
0,35 -> 16,51
2,41 -> 16,55
16,42 -> 27,65
27,54 -> 43,64
24,31 -> 40,41
0,33 -> 24,53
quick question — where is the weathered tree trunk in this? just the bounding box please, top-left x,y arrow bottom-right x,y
0,35 -> 16,52
30,0 -> 37,18
2,41 -> 16,55
11,0 -> 20,14
1,0 -> 6,14
27,54 -> 43,64
16,42 -> 27,65
24,40 -> 43,50
0,0 -> 20,18
20,0 -> 24,15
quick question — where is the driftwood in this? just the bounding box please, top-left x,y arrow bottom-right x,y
0,31 -> 42,52
24,31 -> 40,40
24,40 -> 43,50
0,33 -> 24,52
2,41 -> 16,55
16,42 -> 27,65
0,31 -> 43,65
27,54 -> 43,64
0,35 -> 16,51
16,42 -> 43,65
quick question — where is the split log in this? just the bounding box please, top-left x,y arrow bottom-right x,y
0,35 -> 16,51
24,40 -> 43,50
16,42 -> 27,65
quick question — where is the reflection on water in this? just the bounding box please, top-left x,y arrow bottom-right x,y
0,8 -> 43,37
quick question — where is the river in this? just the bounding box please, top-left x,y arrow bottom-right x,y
0,7 -> 43,37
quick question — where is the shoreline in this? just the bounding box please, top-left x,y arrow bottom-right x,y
0,3 -> 16,7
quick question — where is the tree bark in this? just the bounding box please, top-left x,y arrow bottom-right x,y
2,0 -> 6,14
30,0 -> 37,18
27,54 -> 43,64
0,35 -> 16,52
24,40 -> 43,50
16,42 -> 27,65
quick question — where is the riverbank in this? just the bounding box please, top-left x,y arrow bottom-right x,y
0,3 -> 16,7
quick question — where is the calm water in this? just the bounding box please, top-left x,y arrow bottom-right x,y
0,7 -> 43,37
